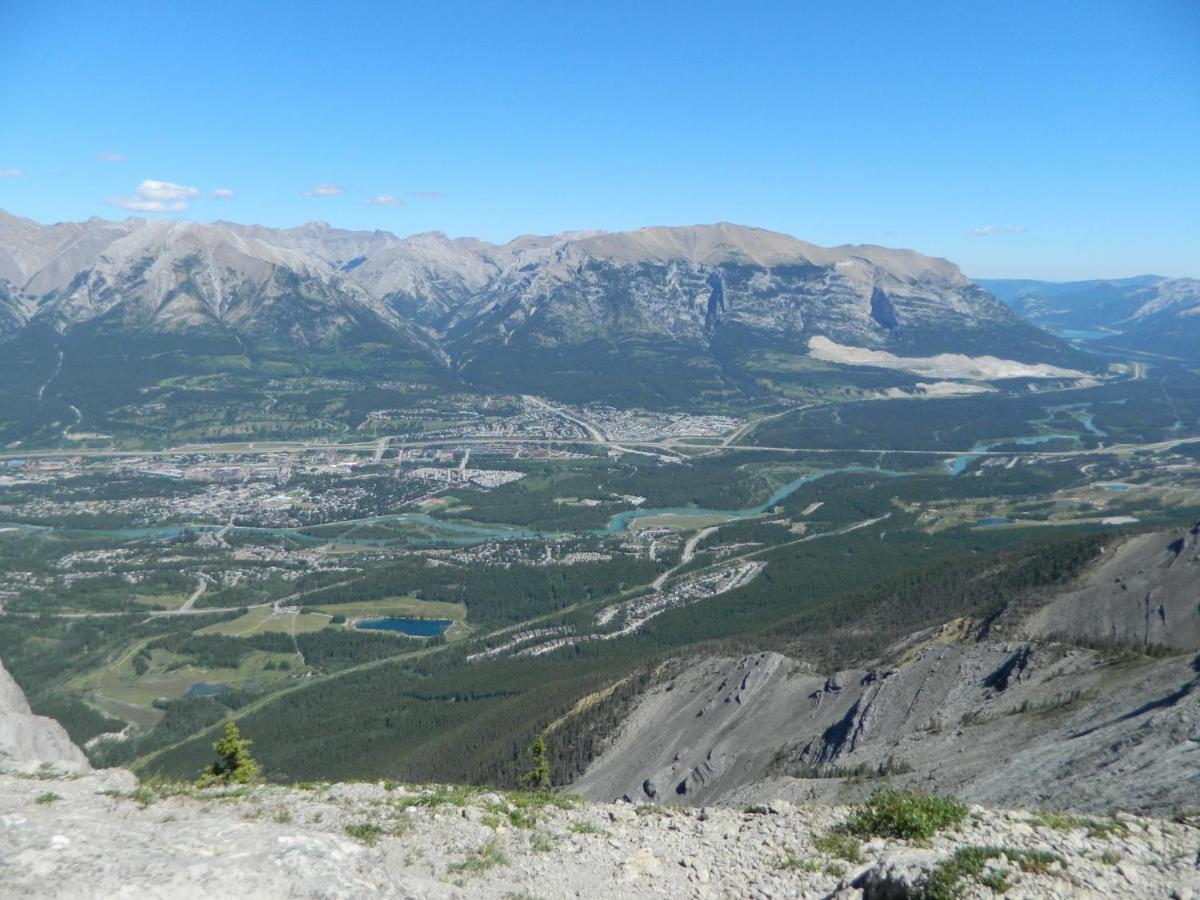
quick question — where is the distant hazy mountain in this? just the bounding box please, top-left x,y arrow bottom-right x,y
0,210 -> 1087,404
981,275 -> 1200,360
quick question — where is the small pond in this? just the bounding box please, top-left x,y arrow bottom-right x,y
354,617 -> 452,637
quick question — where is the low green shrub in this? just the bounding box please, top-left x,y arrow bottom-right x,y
923,846 -> 1065,899
845,788 -> 967,841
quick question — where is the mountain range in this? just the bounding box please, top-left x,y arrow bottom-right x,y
981,275 -> 1200,361
0,210 -> 1087,408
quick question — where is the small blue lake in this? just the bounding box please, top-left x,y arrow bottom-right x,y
354,617 -> 451,637
975,517 -> 1011,528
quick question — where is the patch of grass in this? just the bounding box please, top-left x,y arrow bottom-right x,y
845,788 -> 968,841
395,784 -> 474,810
129,776 -> 192,808
483,799 -> 538,829
635,804 -> 670,817
923,846 -> 1065,900
775,852 -> 820,873
529,830 -> 558,853
1029,810 -> 1128,839
1013,849 -> 1064,875
344,822 -> 384,845
813,830 -> 862,863
569,820 -> 604,835
504,789 -> 578,811
34,792 -> 62,805
448,837 -> 507,877
273,807 -> 293,824
505,808 -> 537,829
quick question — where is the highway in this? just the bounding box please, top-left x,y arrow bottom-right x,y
3,431 -> 1198,463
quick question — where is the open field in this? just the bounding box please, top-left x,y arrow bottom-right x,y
309,597 -> 467,621
196,607 -> 332,637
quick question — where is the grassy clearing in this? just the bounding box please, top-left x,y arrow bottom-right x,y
196,607 -> 330,637
127,592 -> 190,610
309,597 -> 466,621
69,644 -> 297,714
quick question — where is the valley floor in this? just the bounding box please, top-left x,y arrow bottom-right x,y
1,770 -> 1197,899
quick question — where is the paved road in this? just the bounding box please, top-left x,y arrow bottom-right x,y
178,576 -> 208,612
5,431 -> 1197,462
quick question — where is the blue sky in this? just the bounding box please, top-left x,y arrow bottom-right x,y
0,0 -> 1197,279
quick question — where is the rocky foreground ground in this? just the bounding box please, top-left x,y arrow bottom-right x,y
1,769 -> 1198,899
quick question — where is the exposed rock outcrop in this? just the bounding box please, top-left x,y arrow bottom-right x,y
1,773 -> 1196,898
574,526 -> 1200,815
0,659 -> 89,774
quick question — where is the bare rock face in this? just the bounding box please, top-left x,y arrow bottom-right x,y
1022,523 -> 1200,650
574,525 -> 1200,815
0,659 -> 90,774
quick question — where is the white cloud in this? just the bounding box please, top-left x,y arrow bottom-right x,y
109,178 -> 199,213
969,224 -> 1027,237
212,188 -> 236,199
0,168 -> 23,177
364,194 -> 403,207
136,179 -> 199,201
303,183 -> 346,197
409,190 -> 446,200
96,153 -> 126,162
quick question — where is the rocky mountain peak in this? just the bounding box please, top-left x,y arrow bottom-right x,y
0,209 -> 1084,389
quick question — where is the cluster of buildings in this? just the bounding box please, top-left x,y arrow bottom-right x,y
567,405 -> 742,442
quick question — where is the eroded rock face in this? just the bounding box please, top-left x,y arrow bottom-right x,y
574,526 -> 1200,815
0,659 -> 90,774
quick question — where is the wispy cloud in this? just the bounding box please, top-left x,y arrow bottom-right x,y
109,178 -> 199,212
0,168 -> 23,177
364,194 -> 403,207
408,191 -> 446,200
303,183 -> 346,197
969,224 -> 1027,237
212,188 -> 236,199
96,152 -> 126,162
